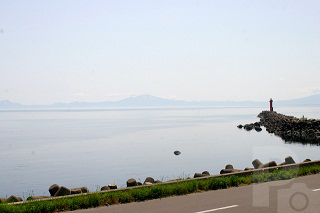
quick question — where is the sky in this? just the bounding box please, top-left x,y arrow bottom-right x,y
0,0 -> 319,104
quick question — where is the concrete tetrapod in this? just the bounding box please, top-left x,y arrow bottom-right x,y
70,188 -> 82,195
144,177 -> 155,184
127,178 -> 137,187
49,184 -> 60,196
6,195 -> 23,203
101,186 -> 111,191
285,156 -> 296,164
252,159 -> 263,169
225,164 -> 234,170
259,161 -> 277,168
108,184 -> 117,189
54,186 -> 71,196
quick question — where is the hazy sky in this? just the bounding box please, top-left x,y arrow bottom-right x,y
1,0 -> 319,104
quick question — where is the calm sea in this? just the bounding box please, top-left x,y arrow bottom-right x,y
0,107 -> 320,198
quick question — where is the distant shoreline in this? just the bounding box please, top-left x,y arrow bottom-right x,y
1,94 -> 320,109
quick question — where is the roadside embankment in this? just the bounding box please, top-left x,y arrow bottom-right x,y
2,159 -> 320,213
258,111 -> 320,144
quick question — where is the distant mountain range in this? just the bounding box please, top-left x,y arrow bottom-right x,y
1,94 -> 320,109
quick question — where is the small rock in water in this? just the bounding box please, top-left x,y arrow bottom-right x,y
174,151 -> 181,155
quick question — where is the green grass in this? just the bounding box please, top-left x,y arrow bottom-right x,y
1,164 -> 320,213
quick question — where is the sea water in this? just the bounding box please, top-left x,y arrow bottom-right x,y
0,107 -> 319,198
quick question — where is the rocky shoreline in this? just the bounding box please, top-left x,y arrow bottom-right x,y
258,111 -> 320,144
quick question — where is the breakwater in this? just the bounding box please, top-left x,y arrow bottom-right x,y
258,111 -> 320,144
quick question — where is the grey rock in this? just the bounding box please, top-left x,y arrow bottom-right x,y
254,122 -> 261,127
244,124 -> 254,131
174,151 -> 181,155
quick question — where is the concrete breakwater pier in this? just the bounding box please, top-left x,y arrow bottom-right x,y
258,111 -> 320,144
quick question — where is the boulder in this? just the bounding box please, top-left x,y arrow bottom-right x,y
244,167 -> 253,171
285,156 -> 295,164
244,124 -> 253,131
252,159 -> 263,169
54,186 -> 71,196
108,184 -> 118,189
259,161 -> 277,168
303,159 -> 311,162
237,124 -> 243,129
70,188 -> 82,195
225,164 -> 234,170
255,126 -> 262,132
127,178 -> 137,187
101,186 -> 111,191
6,195 -> 23,203
174,151 -> 181,155
27,196 -> 50,201
49,184 -> 60,196
202,171 -> 210,175
144,177 -> 155,184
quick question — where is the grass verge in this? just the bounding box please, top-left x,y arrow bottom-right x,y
1,164 -> 320,213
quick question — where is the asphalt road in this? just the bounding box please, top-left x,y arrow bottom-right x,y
69,174 -> 320,213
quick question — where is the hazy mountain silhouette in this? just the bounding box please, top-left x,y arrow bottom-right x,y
277,94 -> 320,106
1,94 -> 320,109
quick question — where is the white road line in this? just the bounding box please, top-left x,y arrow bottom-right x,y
312,188 -> 320,192
194,205 -> 239,213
